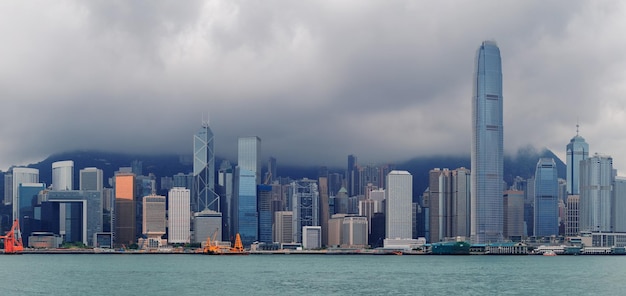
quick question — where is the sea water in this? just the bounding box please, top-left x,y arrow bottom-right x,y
1,254 -> 625,295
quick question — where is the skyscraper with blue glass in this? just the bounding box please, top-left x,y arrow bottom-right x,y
234,136 -> 261,246
566,125 -> 589,195
534,158 -> 559,237
471,41 -> 504,243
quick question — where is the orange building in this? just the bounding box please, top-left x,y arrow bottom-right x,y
114,173 -> 136,247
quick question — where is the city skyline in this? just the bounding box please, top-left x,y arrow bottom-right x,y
2,1 -> 626,173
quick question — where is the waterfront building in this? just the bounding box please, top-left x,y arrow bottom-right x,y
534,158 -> 559,237
566,126 -> 589,195
193,122 -> 217,212
79,167 -> 103,191
12,167 -> 39,220
386,170 -> 412,240
327,214 -> 346,247
341,216 -> 368,248
370,212 -> 386,248
142,194 -> 166,237
302,226 -> 322,249
424,167 -> 471,242
565,195 -> 580,236
579,154 -> 614,232
273,211 -> 293,244
168,187 -> 191,244
43,190 -> 103,247
18,183 -> 45,246
193,209 -> 222,244
234,136 -> 261,246
503,190 -> 524,240
290,178 -> 319,243
613,177 -> 626,232
114,173 -> 136,246
471,40 -> 504,243
52,160 -> 74,191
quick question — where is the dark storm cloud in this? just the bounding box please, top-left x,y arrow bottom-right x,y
2,0 -> 626,173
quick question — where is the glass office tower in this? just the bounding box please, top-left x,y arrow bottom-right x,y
566,126 -> 589,195
534,158 -> 559,237
471,41 -> 504,243
193,123 -> 217,212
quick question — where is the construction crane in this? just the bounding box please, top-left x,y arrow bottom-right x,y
0,219 -> 24,254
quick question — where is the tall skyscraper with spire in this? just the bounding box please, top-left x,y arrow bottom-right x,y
471,40 -> 504,243
193,120 -> 217,212
566,124 -> 589,195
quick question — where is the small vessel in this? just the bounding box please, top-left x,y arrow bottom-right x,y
543,250 -> 557,256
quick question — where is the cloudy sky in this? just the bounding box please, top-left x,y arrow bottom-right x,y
2,0 -> 626,172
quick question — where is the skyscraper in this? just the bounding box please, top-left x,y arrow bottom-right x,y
52,160 -> 73,191
385,170 -> 412,240
12,167 -> 39,220
471,40 -> 504,243
347,155 -> 358,196
290,178 -> 319,243
579,154 -> 614,233
168,187 -> 191,244
193,122 -> 217,212
114,173 -> 136,246
566,125 -> 589,195
238,137 -> 261,185
534,158 -> 559,237
79,167 -> 103,191
234,136 -> 261,246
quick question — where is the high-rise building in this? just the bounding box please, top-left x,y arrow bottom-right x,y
565,195 -> 580,237
566,125 -> 589,195
341,216 -> 368,248
385,170 -> 412,240
273,211 -> 293,244
613,177 -> 626,233
114,173 -> 135,246
218,160 -> 234,241
347,155 -> 358,196
4,173 -> 13,205
238,137 -> 261,185
168,187 -> 191,244
79,167 -> 103,191
193,123 -> 217,212
579,154 -> 614,233
471,40 -> 504,243
234,136 -> 261,246
142,195 -> 166,236
18,182 -> 45,246
234,167 -> 258,246
424,167 -> 471,242
193,209 -> 222,244
318,176 -> 330,247
12,167 -> 39,220
52,160 -> 73,191
534,158 -> 559,237
257,184 -> 273,243
43,190 -> 103,247
290,179 -> 319,243
503,190 -> 524,240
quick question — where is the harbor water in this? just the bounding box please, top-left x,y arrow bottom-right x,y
2,254 -> 625,295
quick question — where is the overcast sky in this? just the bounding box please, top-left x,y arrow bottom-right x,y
2,1 -> 626,173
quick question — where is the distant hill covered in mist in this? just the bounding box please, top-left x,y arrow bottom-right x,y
0,146 -> 564,199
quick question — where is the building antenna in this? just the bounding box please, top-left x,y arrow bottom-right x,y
576,117 -> 580,136
202,112 -> 209,128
